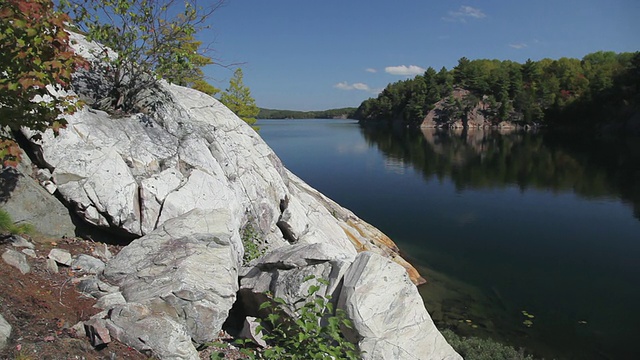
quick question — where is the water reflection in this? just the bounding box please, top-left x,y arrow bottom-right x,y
360,124 -> 640,220
257,119 -> 640,359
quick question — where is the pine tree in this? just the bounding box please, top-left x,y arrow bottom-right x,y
219,68 -> 259,126
154,30 -> 220,96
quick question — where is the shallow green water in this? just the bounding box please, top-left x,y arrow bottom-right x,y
256,119 -> 640,360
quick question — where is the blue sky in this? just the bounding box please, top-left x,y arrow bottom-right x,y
202,0 -> 640,111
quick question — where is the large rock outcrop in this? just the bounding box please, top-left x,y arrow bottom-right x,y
10,33 -> 459,359
422,88 -> 489,129
338,252 -> 459,360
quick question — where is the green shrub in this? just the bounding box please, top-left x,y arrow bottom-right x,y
241,223 -> 265,265
441,329 -> 536,360
0,209 -> 34,235
59,0 -> 223,114
237,276 -> 361,360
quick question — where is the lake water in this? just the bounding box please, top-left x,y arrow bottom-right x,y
256,119 -> 640,360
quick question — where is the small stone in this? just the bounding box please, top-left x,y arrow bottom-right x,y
46,258 -> 59,273
70,322 -> 86,337
71,254 -> 105,274
84,318 -> 112,347
96,280 -> 119,294
76,277 -> 100,296
43,335 -> 55,342
9,235 -> 35,249
2,249 -> 31,274
0,314 -> 11,351
35,168 -> 52,182
239,316 -> 267,348
42,181 -> 57,194
21,248 -> 36,258
91,243 -> 112,261
48,248 -> 72,266
94,292 -> 126,310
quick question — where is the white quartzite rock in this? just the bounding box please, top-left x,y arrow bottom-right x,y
240,243 -> 353,316
48,248 -> 72,266
2,249 -> 31,274
21,248 -> 36,259
0,165 -> 76,238
101,209 -> 241,358
71,254 -> 105,274
338,252 -> 462,360
16,33 -> 457,359
0,314 -> 11,351
9,235 -> 34,249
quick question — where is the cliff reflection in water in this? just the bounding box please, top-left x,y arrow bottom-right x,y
359,124 -> 640,220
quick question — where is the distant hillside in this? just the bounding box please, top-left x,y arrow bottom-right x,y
353,51 -> 640,129
258,107 -> 357,119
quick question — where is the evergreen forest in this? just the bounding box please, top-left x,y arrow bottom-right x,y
258,107 -> 357,119
353,51 -> 640,129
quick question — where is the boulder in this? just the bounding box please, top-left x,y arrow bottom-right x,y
238,316 -> 267,348
2,249 -> 31,274
9,235 -> 34,249
240,243 -> 353,316
48,248 -> 72,266
94,292 -> 126,310
21,248 -> 36,259
71,254 -> 105,274
0,164 -> 76,239
338,252 -> 461,360
106,303 -> 198,360
46,258 -> 59,273
102,209 -> 241,353
84,318 -> 111,347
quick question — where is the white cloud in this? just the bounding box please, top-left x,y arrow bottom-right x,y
509,43 -> 528,49
384,65 -> 426,76
443,6 -> 486,22
334,81 -> 372,92
365,68 -> 377,73
352,83 -> 370,91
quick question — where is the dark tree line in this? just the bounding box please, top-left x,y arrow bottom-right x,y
258,107 -> 357,119
354,51 -> 640,128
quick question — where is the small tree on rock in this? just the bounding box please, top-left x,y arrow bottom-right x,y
59,0 -> 224,113
219,68 -> 259,127
154,26 -> 220,96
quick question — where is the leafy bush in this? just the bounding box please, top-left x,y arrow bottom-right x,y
0,0 -> 86,166
237,276 -> 361,360
59,0 -> 223,113
441,329 -> 536,360
241,222 -> 265,265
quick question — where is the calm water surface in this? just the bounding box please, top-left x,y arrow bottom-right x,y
256,119 -> 640,360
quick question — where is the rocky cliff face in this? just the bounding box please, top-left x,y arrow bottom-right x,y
9,34 -> 461,359
421,88 -> 522,130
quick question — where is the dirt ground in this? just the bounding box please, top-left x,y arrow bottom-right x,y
0,233 -> 255,360
0,234 -> 151,360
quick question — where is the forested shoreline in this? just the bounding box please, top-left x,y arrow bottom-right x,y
258,107 -> 357,119
353,51 -> 640,130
